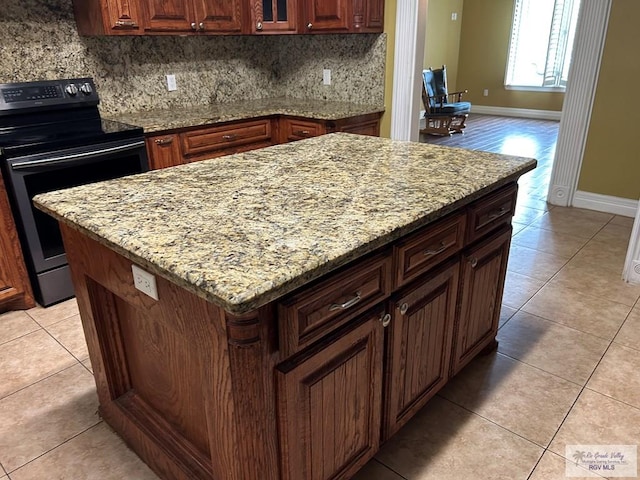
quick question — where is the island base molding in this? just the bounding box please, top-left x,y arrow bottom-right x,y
60,181 -> 518,480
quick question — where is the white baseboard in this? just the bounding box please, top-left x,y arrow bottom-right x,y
470,105 -> 562,121
572,190 -> 638,217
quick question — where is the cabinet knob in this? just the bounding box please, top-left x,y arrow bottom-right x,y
199,22 -> 205,31
191,22 -> 197,30
379,313 -> 391,328
469,257 -> 478,268
307,22 -> 313,29
399,303 -> 408,315
256,21 -> 263,31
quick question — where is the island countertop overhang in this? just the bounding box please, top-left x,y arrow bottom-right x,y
33,133 -> 536,314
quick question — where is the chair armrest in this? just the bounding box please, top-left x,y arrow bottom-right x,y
447,90 -> 468,102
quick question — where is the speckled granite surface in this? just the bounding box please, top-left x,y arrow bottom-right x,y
0,0 -> 385,115
106,97 -> 385,133
34,134 -> 536,314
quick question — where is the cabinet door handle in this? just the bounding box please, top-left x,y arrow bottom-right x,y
294,130 -> 311,136
115,20 -> 138,28
423,240 -> 448,256
256,21 -> 263,31
379,313 -> 391,328
398,303 -> 409,315
469,257 -> 478,268
222,134 -> 237,141
154,137 -> 174,146
307,22 -> 313,29
329,291 -> 362,311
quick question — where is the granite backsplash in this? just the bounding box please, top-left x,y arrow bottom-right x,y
0,0 -> 386,116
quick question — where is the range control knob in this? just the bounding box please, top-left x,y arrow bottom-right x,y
65,84 -> 78,96
80,83 -> 93,95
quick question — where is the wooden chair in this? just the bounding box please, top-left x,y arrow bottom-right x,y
421,65 -> 471,136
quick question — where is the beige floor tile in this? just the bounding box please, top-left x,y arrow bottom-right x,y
0,330 -> 76,399
529,450 -> 605,479
0,311 -> 40,346
502,271 -> 546,310
515,195 -> 552,213
549,389 -> 640,457
512,226 -> 589,259
570,239 -> 628,274
522,284 -> 631,340
610,215 -> 634,228
439,353 -> 581,447
375,396 -> 542,480
26,299 -> 79,327
351,460 -> 404,480
9,423 -> 160,480
0,364 -> 99,472
587,343 -> 640,409
497,311 -> 609,385
82,357 -> 93,374
45,314 -> 89,361
530,208 -> 613,239
513,204 -> 546,225
507,243 -> 568,281
499,305 -> 517,329
512,221 -> 528,236
590,223 -> 633,252
614,307 -> 640,351
549,261 -> 640,307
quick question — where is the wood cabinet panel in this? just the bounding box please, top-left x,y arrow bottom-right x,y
142,0 -> 242,33
393,212 -> 465,288
280,117 -> 326,142
182,119 -> 273,158
278,252 -> 392,357
0,175 -> 34,311
353,0 -> 383,32
452,227 -> 511,376
303,0 -> 350,32
145,134 -> 182,170
196,0 -> 243,33
277,312 -> 383,480
466,183 -> 517,243
384,261 -> 459,439
142,0 -> 194,32
72,0 -> 142,35
249,0 -> 297,33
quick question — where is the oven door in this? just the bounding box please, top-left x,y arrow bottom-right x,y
3,137 -> 148,304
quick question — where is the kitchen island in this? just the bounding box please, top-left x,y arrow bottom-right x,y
34,133 -> 535,480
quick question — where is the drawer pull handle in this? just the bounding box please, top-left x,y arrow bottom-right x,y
222,134 -> 237,141
399,303 -> 409,315
470,257 -> 478,268
115,20 -> 138,28
154,137 -> 173,145
379,313 -> 391,328
423,241 -> 448,256
294,130 -> 311,136
329,291 -> 362,311
488,207 -> 508,221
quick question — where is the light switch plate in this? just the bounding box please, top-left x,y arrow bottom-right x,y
132,264 -> 159,300
323,69 -> 331,86
166,74 -> 177,91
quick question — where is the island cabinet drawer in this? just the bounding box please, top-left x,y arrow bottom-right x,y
394,213 -> 465,288
466,183 -> 518,244
278,252 -> 393,357
280,117 -> 326,142
180,118 -> 273,159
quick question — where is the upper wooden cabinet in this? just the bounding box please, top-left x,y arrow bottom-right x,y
73,0 -> 143,35
72,0 -> 383,35
142,0 -> 243,33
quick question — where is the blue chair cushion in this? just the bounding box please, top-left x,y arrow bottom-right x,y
432,102 -> 471,114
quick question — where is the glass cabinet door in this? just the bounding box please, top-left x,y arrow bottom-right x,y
252,0 -> 297,33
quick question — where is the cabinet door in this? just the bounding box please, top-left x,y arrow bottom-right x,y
196,0 -> 243,33
303,0 -> 350,32
452,227 -> 511,376
143,0 -> 195,32
105,0 -> 142,31
72,0 -> 141,35
277,312 -> 384,480
352,0 -> 383,32
250,0 -> 297,33
383,261 -> 459,439
145,134 -> 183,170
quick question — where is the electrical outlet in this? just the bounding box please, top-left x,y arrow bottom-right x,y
323,69 -> 331,86
132,264 -> 159,300
451,12 -> 458,21
166,74 -> 177,92
483,88 -> 489,96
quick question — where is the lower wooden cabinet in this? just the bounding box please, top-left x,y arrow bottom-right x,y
452,226 -> 511,376
145,134 -> 182,170
383,261 -> 459,439
276,311 -> 384,480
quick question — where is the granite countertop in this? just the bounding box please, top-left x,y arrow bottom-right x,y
34,133 -> 536,314
104,97 -> 385,133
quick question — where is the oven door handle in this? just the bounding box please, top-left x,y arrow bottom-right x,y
10,140 -> 146,170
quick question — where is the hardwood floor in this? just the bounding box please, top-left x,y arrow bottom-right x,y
421,114 -> 559,202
